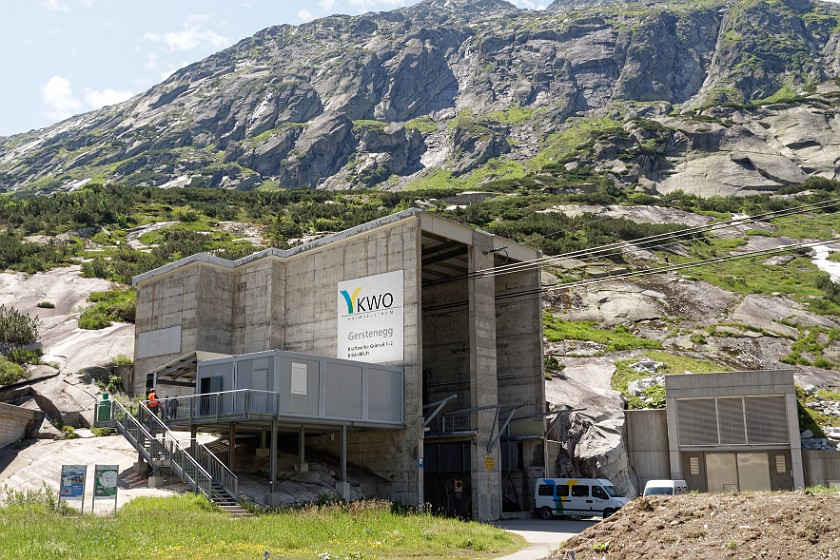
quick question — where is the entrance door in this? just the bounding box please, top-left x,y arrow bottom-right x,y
706,453 -> 738,493
199,376 -> 223,415
737,453 -> 771,491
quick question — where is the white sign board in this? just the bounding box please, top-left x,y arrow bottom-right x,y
337,270 -> 404,363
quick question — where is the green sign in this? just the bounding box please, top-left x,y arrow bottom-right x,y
93,465 -> 119,499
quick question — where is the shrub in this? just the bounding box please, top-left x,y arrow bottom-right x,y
0,356 -> 26,386
78,307 -> 112,330
112,354 -> 133,365
0,305 -> 40,345
35,301 -> 55,309
5,348 -> 41,366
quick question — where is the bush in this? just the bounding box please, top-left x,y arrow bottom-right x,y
0,356 -> 26,386
0,305 -> 40,345
112,354 -> 133,365
5,348 -> 41,366
35,301 -> 55,309
78,307 -> 112,330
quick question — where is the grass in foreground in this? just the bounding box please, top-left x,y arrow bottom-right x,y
0,493 -> 524,560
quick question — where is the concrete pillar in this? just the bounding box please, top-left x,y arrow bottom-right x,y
337,425 -> 350,501
256,430 -> 270,458
469,233 -> 501,521
228,423 -> 236,469
786,392 -> 805,488
296,428 -> 308,472
665,399 -> 682,480
269,421 -> 277,493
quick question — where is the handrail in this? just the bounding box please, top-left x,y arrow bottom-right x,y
108,399 -> 217,500
139,401 -> 239,501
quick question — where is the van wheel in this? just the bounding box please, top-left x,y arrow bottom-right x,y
539,507 -> 553,520
602,508 -> 616,518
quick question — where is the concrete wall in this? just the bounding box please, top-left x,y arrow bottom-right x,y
495,266 -> 544,425
803,450 -> 840,486
625,409 -> 670,490
0,403 -> 43,448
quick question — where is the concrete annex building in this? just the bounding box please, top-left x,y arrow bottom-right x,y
131,209 -> 546,520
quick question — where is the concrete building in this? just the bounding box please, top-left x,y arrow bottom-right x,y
627,370 -> 807,492
131,209 -> 546,520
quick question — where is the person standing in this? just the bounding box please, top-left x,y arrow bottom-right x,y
148,388 -> 160,417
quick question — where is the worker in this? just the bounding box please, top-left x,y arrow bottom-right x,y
148,388 -> 160,417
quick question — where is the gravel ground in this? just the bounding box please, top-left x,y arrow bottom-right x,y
550,492 -> 840,559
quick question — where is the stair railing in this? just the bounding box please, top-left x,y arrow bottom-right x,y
142,403 -> 238,500
109,399 -> 214,499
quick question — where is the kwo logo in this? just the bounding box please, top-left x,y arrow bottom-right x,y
339,286 -> 395,315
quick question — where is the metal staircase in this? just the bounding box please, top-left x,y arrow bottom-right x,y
96,398 -> 245,515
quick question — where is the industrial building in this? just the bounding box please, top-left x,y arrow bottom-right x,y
130,208 -> 546,521
627,370 -> 808,492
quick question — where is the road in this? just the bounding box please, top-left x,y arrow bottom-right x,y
494,518 -> 597,560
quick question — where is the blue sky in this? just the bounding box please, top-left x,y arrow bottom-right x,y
0,0 -> 545,137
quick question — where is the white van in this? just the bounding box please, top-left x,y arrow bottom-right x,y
534,478 -> 629,520
642,479 -> 689,496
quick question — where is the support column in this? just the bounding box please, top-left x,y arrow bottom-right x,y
190,426 -> 198,457
337,425 -> 350,501
256,430 -> 270,458
469,233 -> 501,521
296,427 -> 308,472
265,420 -> 282,507
228,423 -> 237,470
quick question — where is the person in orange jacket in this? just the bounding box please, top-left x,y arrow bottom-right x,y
148,388 -> 160,417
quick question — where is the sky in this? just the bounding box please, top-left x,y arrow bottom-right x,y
0,0 -> 545,138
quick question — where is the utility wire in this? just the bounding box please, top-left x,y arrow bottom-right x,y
472,197 -> 840,279
422,232 -> 840,312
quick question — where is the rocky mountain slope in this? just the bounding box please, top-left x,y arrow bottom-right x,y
3,0 -> 840,195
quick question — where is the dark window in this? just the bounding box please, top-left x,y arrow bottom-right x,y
538,485 -> 554,497
557,485 -> 569,497
592,486 -> 608,500
571,485 -> 589,498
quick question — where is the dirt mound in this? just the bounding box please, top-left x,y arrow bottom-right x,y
553,492 -> 840,559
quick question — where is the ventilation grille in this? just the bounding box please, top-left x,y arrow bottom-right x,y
676,396 -> 790,447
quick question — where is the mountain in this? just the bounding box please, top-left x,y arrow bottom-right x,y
2,0 -> 840,195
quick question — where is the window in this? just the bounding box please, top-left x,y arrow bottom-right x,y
557,485 -> 569,497
592,486 -> 608,500
291,362 -> 307,395
571,485 -> 589,498
538,485 -> 554,497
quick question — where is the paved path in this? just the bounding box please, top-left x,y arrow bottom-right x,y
494,518 -> 597,560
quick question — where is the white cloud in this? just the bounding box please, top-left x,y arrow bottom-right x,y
84,88 -> 133,109
298,9 -> 314,21
318,0 -> 336,10
45,0 -> 70,12
41,75 -> 82,120
144,15 -> 230,52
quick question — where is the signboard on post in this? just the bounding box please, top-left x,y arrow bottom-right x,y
58,465 -> 87,513
93,464 -> 119,516
337,270 -> 404,363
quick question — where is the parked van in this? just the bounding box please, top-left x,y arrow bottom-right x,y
534,478 -> 629,520
642,479 -> 689,496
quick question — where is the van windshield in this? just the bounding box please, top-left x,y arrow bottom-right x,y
602,485 -> 623,498
645,487 -> 673,496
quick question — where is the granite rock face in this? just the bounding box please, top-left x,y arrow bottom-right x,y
3,0 -> 840,194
